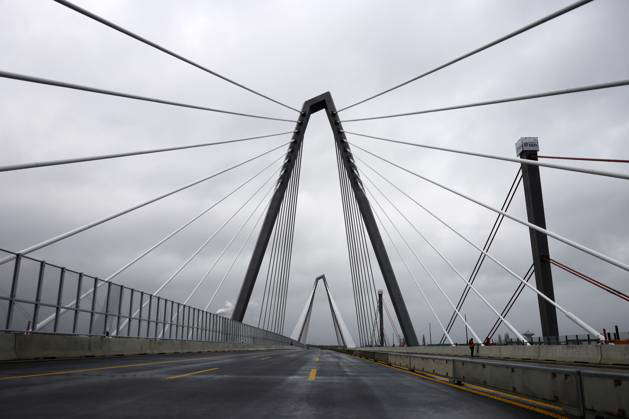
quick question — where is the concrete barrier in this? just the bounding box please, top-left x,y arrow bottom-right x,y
348,349 -> 629,418
356,344 -> 629,366
0,332 -> 298,361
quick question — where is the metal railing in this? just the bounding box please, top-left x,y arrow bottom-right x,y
0,248 -> 296,346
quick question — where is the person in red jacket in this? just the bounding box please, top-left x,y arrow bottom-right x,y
468,338 -> 475,357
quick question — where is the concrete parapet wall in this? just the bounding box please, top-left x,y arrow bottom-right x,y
357,344 -> 629,366
0,333 -> 297,361
349,349 -> 629,418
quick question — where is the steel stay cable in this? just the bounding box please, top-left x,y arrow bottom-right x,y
371,202 -> 456,346
159,186 -> 274,338
548,258 -> 629,302
351,187 -> 379,335
267,171 -> 292,332
335,143 -> 363,341
104,159 -> 283,284
347,159 -> 380,330
268,174 -> 294,333
486,264 -> 535,341
350,142 -> 629,273
336,145 -> 368,344
0,70 -> 296,123
278,145 -> 303,333
344,149 -> 379,341
453,171 -> 521,323
384,301 -> 402,342
257,155 -> 290,329
342,79 -> 629,123
0,141 -> 288,267
115,169 -> 277,335
53,0 -> 299,113
441,168 -> 522,343
0,132 -> 292,173
366,311 -> 380,346
34,157 -> 282,331
272,165 -> 297,333
191,185 -> 275,310
346,170 -> 377,336
257,224 -> 278,328
338,145 -> 371,344
364,180 -> 483,345
338,0 -> 593,112
488,266 -> 534,340
260,181 -> 289,331
347,132 -> 629,181
362,169 -> 528,345
538,155 -> 629,163
260,175 -> 293,332
340,148 -> 370,345
271,166 -> 298,332
356,155 -> 606,340
261,200 -> 283,330
205,194 -> 271,311
345,170 -> 370,344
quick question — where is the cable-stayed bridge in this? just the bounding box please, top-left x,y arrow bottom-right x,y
1,1 -> 628,417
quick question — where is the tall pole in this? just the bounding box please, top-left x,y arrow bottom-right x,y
378,290 -> 384,346
516,137 -> 559,343
464,313 -> 469,343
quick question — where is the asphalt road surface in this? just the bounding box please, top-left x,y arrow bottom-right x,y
0,348 -> 546,418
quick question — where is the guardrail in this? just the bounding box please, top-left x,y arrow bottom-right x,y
0,248 -> 296,347
346,349 -> 629,418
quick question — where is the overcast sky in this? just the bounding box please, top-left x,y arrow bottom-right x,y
1,0 -> 628,345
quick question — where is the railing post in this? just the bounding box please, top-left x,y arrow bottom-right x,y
162,300 -> 168,339
53,268 -> 66,333
175,303 -> 181,340
88,277 -> 99,335
154,297 -> 161,338
103,281 -> 112,336
181,306 -> 190,340
204,312 -> 209,341
378,290 -> 384,346
168,301 -> 174,339
72,273 -> 83,334
31,260 -> 45,331
516,137 -> 559,342
190,308 -> 195,340
137,292 -> 144,337
145,294 -> 152,338
127,289 -> 134,337
5,254 -> 22,330
194,309 -> 199,340
116,285 -> 124,337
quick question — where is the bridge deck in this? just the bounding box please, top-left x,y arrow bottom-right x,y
0,348 -> 545,418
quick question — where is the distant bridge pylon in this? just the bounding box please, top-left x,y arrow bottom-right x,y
291,274 -> 356,348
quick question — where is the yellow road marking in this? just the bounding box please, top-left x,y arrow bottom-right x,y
308,368 -> 317,381
0,356 -> 219,381
166,367 -> 218,380
359,357 -> 567,418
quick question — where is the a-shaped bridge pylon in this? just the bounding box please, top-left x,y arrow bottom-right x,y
290,275 -> 356,348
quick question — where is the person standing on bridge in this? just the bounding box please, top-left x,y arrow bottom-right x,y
468,338 -> 475,357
